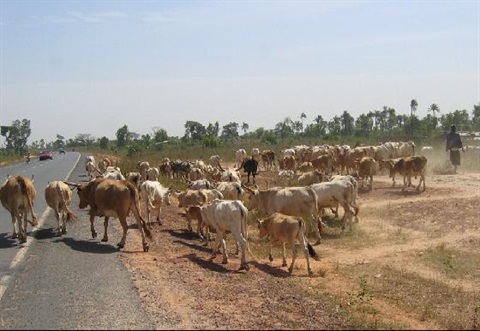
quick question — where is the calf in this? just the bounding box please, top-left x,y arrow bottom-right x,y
257,213 -> 319,276
45,181 -> 76,236
175,189 -> 208,232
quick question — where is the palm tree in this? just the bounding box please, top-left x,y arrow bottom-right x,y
428,103 -> 440,117
410,99 -> 418,117
300,113 -> 306,133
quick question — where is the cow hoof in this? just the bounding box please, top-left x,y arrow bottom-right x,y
101,237 -> 108,242
117,243 -> 124,249
239,264 -> 249,271
282,263 -> 288,267
92,232 -> 97,239
143,243 -> 149,252
12,233 -> 18,239
313,239 -> 321,246
221,259 -> 228,264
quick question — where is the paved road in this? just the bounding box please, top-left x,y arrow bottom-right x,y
0,152 -> 156,329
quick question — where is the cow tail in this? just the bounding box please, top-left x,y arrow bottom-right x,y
237,201 -> 257,261
18,176 -> 38,226
299,219 -> 319,261
129,186 -> 152,239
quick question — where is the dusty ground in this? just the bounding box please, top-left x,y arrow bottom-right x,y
119,160 -> 480,330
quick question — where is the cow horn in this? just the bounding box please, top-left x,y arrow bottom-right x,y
63,181 -> 81,187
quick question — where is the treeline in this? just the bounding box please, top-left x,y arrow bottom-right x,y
2,101 -> 479,156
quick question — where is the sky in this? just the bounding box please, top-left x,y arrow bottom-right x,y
0,0 -> 479,144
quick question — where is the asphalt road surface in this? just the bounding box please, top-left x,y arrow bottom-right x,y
0,151 -> 156,329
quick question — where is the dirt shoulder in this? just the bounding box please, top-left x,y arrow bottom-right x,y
120,167 -> 480,330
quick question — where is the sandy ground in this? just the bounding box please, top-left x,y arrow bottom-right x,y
118,162 -> 480,330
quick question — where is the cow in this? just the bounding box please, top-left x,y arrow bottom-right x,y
215,181 -> 244,200
188,167 -> 204,181
0,175 -> 38,243
235,149 -> 247,168
392,155 -> 428,192
260,149 -> 275,170
125,172 -> 142,189
282,155 -> 296,173
187,179 -> 214,190
159,160 -> 173,179
236,156 -> 258,184
356,156 -> 378,191
45,181 -> 76,236
199,199 -> 251,271
310,180 -> 359,231
209,155 -> 223,170
137,161 -> 150,182
256,213 -> 320,276
251,148 -> 261,161
170,160 -> 193,180
297,170 -> 325,186
146,167 -> 160,181
175,189 -> 208,233
98,157 -> 112,174
140,180 -> 172,226
243,185 -> 322,245
86,160 -> 101,179
298,161 -> 314,173
72,178 -> 152,252
200,189 -> 224,202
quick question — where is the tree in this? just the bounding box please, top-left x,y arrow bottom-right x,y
183,121 -> 206,141
116,125 -> 131,148
99,136 -> 109,149
340,110 -> 355,136
428,103 -> 440,118
73,133 -> 95,146
410,99 -> 418,117
221,122 -> 239,142
52,134 -> 65,150
300,113 -> 307,132
355,114 -> 373,137
153,128 -> 168,143
4,119 -> 31,154
274,117 -> 295,139
241,122 -> 249,135
206,122 -> 220,138
472,103 -> 480,131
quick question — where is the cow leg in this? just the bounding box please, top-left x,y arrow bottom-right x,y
231,231 -> 249,271
102,217 -> 109,242
89,214 -> 97,239
10,212 -> 19,239
54,210 -> 62,236
300,236 -> 313,276
117,217 -> 128,249
288,241 -> 297,274
268,241 -> 274,262
310,215 -> 322,245
19,213 -> 28,243
282,242 -> 288,267
156,207 -> 162,226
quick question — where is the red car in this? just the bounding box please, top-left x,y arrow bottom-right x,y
39,151 -> 53,161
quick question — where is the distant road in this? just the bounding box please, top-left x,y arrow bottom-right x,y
0,151 -> 156,329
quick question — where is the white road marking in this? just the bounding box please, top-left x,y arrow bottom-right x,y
0,153 -> 81,302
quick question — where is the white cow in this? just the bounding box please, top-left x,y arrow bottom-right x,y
140,180 -> 172,226
199,199 -> 251,271
235,149 -> 247,168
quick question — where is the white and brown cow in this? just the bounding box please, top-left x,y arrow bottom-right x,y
46,181 -> 76,236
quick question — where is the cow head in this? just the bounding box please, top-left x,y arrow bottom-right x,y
256,218 -> 269,239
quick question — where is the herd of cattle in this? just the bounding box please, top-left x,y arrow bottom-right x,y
0,141 -> 438,275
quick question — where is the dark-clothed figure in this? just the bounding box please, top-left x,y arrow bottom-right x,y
446,125 -> 464,173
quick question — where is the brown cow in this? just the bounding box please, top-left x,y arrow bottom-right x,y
260,149 -> 275,170
45,181 -> 76,236
392,155 -> 428,192
72,178 -> 151,252
257,213 -> 319,276
0,175 -> 38,243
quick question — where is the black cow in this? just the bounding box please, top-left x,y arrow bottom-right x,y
237,156 -> 258,184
